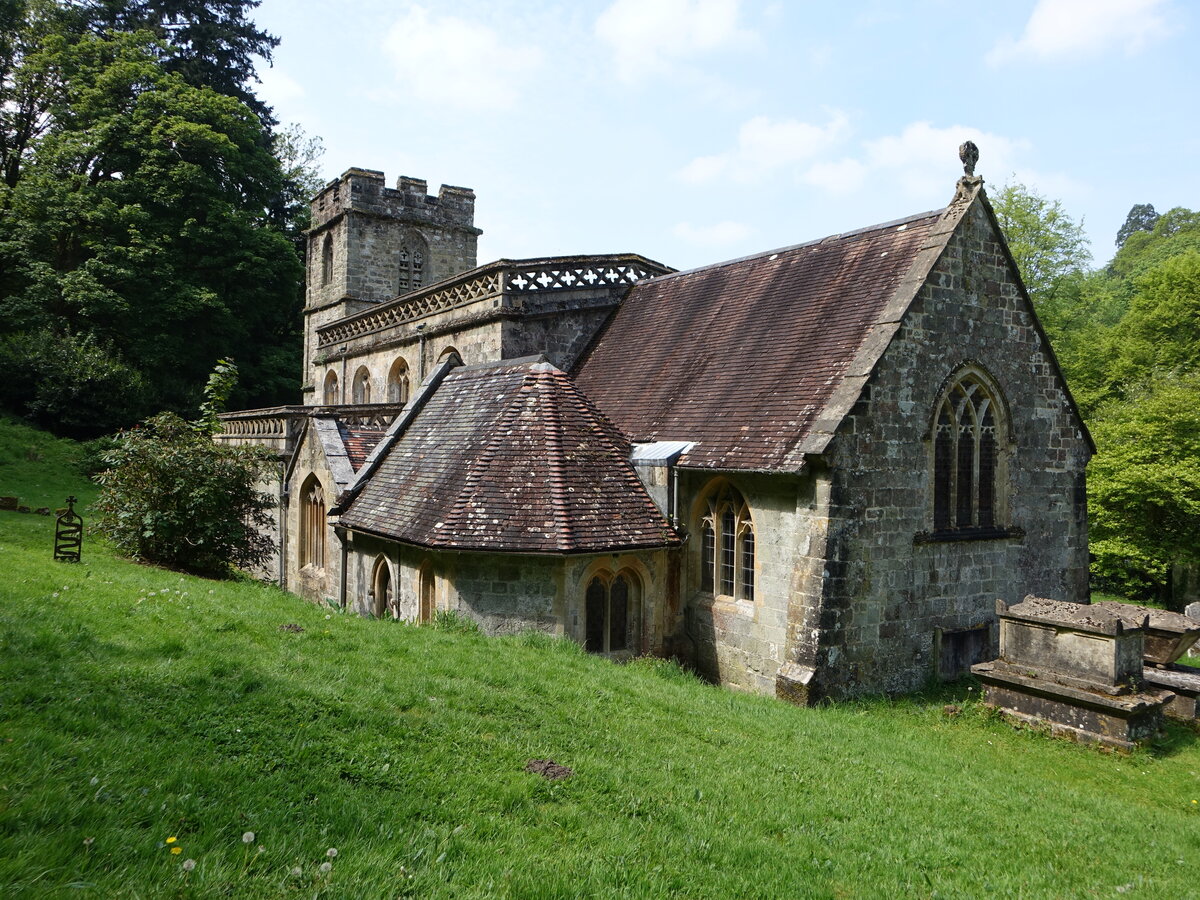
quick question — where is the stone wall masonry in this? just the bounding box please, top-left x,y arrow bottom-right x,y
285,429 -> 341,605
681,470 -> 808,694
340,539 -> 674,655
810,198 -> 1092,699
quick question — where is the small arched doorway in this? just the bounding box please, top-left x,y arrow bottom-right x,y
372,556 -> 394,618
584,570 -> 640,654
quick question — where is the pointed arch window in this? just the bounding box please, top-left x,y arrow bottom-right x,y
320,233 -> 333,286
398,236 -> 428,294
323,370 -> 339,405
932,370 -> 1006,533
299,475 -> 326,569
352,366 -> 372,404
387,358 -> 410,404
696,482 -> 756,601
584,571 -> 638,654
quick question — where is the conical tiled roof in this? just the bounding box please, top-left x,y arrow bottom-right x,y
336,359 -> 679,553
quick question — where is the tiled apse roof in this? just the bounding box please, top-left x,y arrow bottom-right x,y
337,360 -> 679,553
574,210 -> 944,471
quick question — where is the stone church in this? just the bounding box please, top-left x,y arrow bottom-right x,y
218,149 -> 1093,703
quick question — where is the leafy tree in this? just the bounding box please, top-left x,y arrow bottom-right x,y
1087,374 -> 1200,606
0,27 -> 302,430
92,358 -> 273,575
990,181 -> 1091,304
78,0 -> 278,123
1115,203 -> 1159,248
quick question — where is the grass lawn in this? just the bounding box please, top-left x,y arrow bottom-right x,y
1,421 -> 1199,898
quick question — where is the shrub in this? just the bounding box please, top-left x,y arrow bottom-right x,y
91,360 -> 273,576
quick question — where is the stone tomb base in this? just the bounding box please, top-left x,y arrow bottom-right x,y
972,660 -> 1172,751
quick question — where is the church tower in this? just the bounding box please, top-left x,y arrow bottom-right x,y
301,168 -> 480,404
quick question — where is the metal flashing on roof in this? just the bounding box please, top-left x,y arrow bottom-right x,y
631,440 -> 695,466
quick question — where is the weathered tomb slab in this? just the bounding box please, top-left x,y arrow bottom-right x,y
1090,601 -> 1200,665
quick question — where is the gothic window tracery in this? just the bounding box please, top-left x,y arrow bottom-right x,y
352,366 -> 372,404
387,358 -> 410,404
299,475 -> 326,569
932,369 -> 1006,533
696,482 -> 755,601
323,370 -> 339,405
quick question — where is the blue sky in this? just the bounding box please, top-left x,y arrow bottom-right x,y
252,0 -> 1198,271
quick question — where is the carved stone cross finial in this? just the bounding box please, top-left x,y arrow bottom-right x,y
959,141 -> 980,177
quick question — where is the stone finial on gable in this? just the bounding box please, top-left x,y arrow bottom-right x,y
959,140 -> 980,177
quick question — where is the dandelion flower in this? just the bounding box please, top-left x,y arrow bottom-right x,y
242,831 -> 255,844
319,861 -> 332,873
258,845 -> 265,853
326,848 -> 338,858
182,858 -> 196,872
290,866 -> 302,877
166,836 -> 177,844
171,846 -> 182,855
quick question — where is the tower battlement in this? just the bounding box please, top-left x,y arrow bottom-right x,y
310,168 -> 478,233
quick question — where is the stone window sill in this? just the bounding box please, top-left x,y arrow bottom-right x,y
913,526 -> 1024,545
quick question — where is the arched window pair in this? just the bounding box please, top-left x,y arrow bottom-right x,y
352,366 -> 372,404
697,483 -> 755,601
584,570 -> 640,654
299,475 -> 326,569
323,370 -> 339,405
932,369 -> 1006,532
387,358 -> 410,404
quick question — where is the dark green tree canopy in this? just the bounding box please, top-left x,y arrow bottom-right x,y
1115,203 -> 1159,248
0,1 -> 312,436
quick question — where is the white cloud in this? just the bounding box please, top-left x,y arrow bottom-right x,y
807,122 -> 1031,201
673,220 -> 753,246
678,112 -> 850,184
988,0 -> 1173,65
382,5 -> 542,110
256,66 -> 306,108
595,0 -> 755,83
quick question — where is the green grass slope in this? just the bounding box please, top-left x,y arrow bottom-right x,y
1,421 -> 1198,898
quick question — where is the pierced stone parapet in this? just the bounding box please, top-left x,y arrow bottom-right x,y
316,254 -> 671,350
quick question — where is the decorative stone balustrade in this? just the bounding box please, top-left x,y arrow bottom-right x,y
216,405 -> 405,456
316,254 -> 669,350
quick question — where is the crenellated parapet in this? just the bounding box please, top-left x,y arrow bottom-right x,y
309,168 -> 478,234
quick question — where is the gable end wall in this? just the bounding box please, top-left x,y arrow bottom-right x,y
810,199 -> 1091,698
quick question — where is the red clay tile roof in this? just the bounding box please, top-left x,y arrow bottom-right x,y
336,424 -> 387,472
573,209 -> 946,471
336,359 -> 679,553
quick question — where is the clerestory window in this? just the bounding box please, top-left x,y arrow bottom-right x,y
697,482 -> 755,601
932,369 -> 1006,533
387,358 -> 410,404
